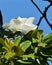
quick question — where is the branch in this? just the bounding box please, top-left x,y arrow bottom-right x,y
42,3 -> 52,29
0,10 -> 3,29
31,0 -> 52,29
31,0 -> 43,15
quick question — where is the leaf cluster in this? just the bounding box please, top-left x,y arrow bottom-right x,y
0,29 -> 52,65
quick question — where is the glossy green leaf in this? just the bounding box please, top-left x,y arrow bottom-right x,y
13,36 -> 21,46
37,31 -> 42,41
4,51 -> 15,60
18,60 -> 31,64
44,37 -> 52,43
34,47 -> 38,54
38,43 -> 47,47
20,41 -> 31,52
22,53 -> 35,60
32,38 -> 37,43
4,38 -> 11,50
43,32 -> 52,41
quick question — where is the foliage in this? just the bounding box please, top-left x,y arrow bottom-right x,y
0,28 -> 52,65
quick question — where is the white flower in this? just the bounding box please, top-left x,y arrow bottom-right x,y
2,17 -> 37,33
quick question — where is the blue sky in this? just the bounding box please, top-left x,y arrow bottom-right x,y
0,0 -> 52,35
0,0 -> 52,65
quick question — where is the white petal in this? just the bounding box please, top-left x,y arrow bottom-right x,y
2,17 -> 37,33
10,18 -> 21,25
2,23 -> 10,29
23,24 -> 37,32
25,17 -> 35,24
17,17 -> 27,23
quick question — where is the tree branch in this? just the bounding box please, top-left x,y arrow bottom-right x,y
31,0 -> 43,15
0,10 -> 3,29
31,0 -> 52,29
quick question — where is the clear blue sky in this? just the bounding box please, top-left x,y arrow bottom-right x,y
0,0 -> 52,65
0,0 -> 52,35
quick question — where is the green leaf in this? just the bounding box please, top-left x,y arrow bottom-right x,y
22,53 -> 35,60
13,36 -> 21,46
4,51 -> 15,60
24,29 -> 43,40
37,31 -> 42,41
40,46 -> 52,56
4,38 -> 11,50
44,37 -> 52,43
0,38 -> 11,50
38,43 -> 47,47
2,46 -> 9,51
0,44 -> 4,52
34,47 -> 38,54
47,58 -> 52,61
31,29 -> 43,38
22,56 -> 28,60
20,41 -> 31,52
0,38 -> 5,46
12,46 -> 24,56
32,38 -> 37,43
43,32 -> 52,41
42,32 -> 52,45
18,60 -> 31,64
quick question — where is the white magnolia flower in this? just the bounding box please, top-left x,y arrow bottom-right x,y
3,17 -> 37,33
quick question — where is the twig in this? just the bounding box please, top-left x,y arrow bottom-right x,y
31,0 -> 52,29
0,10 -> 3,28
31,0 -> 43,15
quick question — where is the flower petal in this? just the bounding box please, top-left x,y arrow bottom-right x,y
25,17 -> 35,24
23,24 -> 37,32
2,17 -> 37,33
17,17 -> 27,23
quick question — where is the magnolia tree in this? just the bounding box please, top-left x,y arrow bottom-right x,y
0,16 -> 52,65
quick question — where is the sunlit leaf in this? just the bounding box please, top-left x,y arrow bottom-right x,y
22,53 -> 35,60
37,31 -> 42,41
4,51 -> 15,60
18,60 -> 31,64
38,43 -> 47,47
20,41 -> 31,52
34,47 -> 38,54
13,36 -> 21,46
44,37 -> 52,43
4,38 -> 11,50
32,37 -> 37,43
2,47 -> 8,51
43,32 -> 52,40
